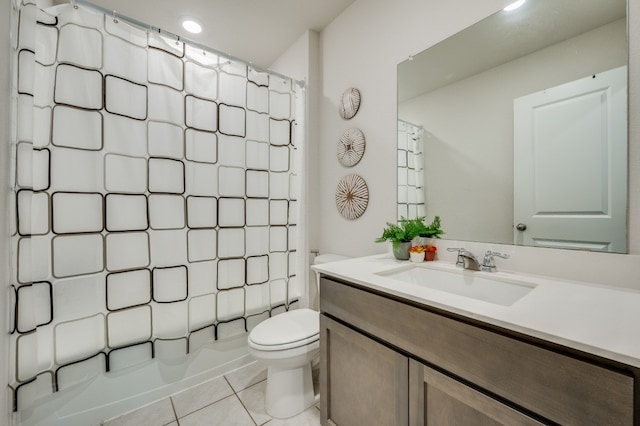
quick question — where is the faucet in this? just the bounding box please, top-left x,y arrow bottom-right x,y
447,248 -> 480,271
480,250 -> 510,272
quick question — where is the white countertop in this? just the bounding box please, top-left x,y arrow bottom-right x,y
313,254 -> 640,368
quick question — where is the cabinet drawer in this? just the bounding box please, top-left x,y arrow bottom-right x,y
320,277 -> 634,425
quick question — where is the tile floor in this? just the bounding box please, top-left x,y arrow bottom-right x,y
102,362 -> 321,426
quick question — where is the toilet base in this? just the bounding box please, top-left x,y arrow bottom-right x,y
265,361 -> 316,419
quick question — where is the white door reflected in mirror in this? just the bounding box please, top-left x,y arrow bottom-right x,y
513,66 -> 627,252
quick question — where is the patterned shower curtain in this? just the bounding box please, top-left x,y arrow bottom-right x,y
9,0 -> 304,412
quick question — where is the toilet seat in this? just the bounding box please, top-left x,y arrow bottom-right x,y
248,308 -> 319,351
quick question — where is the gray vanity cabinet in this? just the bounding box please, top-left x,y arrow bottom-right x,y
319,276 -> 637,426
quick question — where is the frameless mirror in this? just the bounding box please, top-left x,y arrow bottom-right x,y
397,0 -> 628,253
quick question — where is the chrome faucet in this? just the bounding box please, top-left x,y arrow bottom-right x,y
447,248 -> 481,271
480,250 -> 510,272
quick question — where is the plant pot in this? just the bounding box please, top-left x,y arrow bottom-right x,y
393,241 -> 412,260
410,251 -> 425,263
425,251 -> 436,262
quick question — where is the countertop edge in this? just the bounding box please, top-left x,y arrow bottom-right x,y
314,255 -> 640,370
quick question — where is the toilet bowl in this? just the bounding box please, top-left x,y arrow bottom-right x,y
247,253 -> 349,419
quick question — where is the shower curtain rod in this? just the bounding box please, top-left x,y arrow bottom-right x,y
73,0 -> 306,88
398,118 -> 423,129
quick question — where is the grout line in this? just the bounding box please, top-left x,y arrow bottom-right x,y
223,374 -> 239,394
168,397 -> 179,425
173,375 -> 242,419
223,375 -> 238,398
175,393 -> 238,422
225,375 -> 260,426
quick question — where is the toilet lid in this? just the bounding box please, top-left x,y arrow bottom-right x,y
249,308 -> 319,351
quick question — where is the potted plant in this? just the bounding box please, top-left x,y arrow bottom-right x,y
376,216 -> 442,260
409,244 -> 437,262
375,220 -> 413,260
424,244 -> 437,261
409,245 -> 426,263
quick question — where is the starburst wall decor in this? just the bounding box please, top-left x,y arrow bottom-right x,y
337,128 -> 366,167
335,174 -> 369,220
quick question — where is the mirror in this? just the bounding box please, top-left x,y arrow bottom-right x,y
397,0 -> 628,253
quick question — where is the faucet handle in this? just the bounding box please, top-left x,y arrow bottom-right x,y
447,247 -> 465,267
447,247 -> 465,253
486,250 -> 510,260
481,250 -> 510,272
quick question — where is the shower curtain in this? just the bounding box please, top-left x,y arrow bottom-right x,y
9,0 -> 304,413
397,120 -> 425,219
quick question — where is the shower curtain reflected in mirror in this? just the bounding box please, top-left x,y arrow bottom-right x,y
397,120 -> 425,220
9,0 -> 304,415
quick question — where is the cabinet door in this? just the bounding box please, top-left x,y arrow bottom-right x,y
320,315 -> 408,426
409,359 -> 544,426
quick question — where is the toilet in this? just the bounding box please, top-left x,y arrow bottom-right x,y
248,253 -> 349,419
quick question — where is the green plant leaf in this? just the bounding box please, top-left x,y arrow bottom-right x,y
376,215 -> 444,245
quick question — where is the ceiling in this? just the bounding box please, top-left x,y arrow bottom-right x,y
398,0 -> 627,102
58,0 -> 356,69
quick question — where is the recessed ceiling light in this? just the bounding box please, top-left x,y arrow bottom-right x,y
503,0 -> 526,11
182,18 -> 202,34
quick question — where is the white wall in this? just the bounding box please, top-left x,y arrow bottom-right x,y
316,0 -> 512,257
317,0 -> 640,289
399,19 -> 626,244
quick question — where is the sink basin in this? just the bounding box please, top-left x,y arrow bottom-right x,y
377,265 -> 535,306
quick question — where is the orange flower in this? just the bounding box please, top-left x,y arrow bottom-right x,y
410,245 -> 438,253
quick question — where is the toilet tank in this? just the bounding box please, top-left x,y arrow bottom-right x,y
311,254 -> 350,309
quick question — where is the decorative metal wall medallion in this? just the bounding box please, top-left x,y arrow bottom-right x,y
337,128 -> 366,167
335,174 -> 369,220
339,87 -> 361,119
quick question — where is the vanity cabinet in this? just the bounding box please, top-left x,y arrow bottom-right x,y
319,276 -> 637,426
